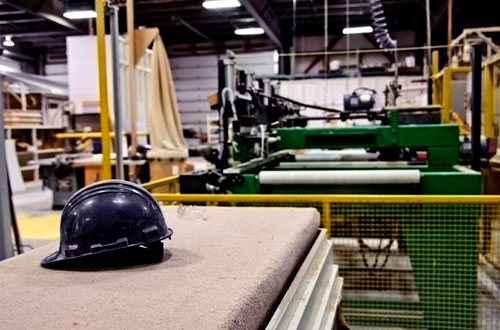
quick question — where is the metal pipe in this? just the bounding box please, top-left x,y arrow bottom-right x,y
127,0 -> 138,180
291,0 -> 296,74
110,6 -> 124,180
224,51 -> 236,92
0,74 -> 14,260
95,0 -> 112,180
447,0 -> 453,65
471,44 -> 482,171
425,0 -> 431,64
425,0 -> 432,105
263,79 -> 270,106
323,0 -> 328,71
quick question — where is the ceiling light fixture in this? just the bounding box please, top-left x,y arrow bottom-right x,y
202,0 -> 241,9
63,10 -> 97,20
342,26 -> 373,35
234,27 -> 265,36
3,36 -> 14,47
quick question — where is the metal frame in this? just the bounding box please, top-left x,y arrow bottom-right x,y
0,74 -> 14,260
483,53 -> 500,138
432,50 -> 500,139
432,64 -> 471,124
110,5 -> 124,180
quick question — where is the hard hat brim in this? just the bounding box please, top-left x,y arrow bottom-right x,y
40,228 -> 173,269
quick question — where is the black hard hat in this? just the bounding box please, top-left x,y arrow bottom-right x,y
41,179 -> 173,268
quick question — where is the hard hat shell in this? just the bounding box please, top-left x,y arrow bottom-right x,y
41,180 -> 173,268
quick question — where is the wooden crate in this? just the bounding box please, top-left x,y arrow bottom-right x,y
149,158 -> 193,193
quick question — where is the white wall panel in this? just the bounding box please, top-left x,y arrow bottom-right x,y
171,51 -> 275,134
279,75 -> 426,112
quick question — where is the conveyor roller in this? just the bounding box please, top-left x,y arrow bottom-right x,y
259,170 -> 421,185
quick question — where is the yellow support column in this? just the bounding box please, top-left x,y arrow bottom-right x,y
322,202 -> 331,238
95,0 -> 112,180
432,50 -> 439,75
432,51 -> 440,106
442,68 -> 452,123
484,64 -> 495,138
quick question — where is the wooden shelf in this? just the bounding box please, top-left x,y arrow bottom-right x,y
56,131 -> 149,139
5,125 -> 64,130
20,165 -> 39,171
17,148 -> 64,156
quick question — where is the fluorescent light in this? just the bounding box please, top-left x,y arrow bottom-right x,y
63,10 -> 97,20
202,0 -> 241,9
342,26 -> 373,35
234,27 -> 265,36
3,36 -> 14,47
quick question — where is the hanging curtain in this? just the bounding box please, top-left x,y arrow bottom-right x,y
146,35 -> 188,159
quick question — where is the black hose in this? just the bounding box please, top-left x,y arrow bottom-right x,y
368,0 -> 396,50
250,89 -> 343,113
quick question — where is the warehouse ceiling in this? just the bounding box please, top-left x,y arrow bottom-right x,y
0,0 -> 499,64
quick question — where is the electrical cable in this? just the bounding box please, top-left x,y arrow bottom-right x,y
250,89 -> 343,113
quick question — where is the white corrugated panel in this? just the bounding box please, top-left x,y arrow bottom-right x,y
170,51 -> 275,133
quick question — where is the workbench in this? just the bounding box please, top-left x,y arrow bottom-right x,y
0,207 -> 319,330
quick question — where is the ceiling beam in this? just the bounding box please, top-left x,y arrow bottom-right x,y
0,48 -> 39,62
0,18 -> 44,25
239,0 -> 283,49
1,0 -> 82,32
0,31 -> 73,38
0,10 -> 25,16
177,17 -> 212,42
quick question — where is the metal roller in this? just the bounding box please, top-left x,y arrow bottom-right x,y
278,161 -> 409,169
295,150 -> 378,162
259,170 -> 420,185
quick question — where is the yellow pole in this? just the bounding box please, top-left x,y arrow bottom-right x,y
431,50 -> 439,106
442,68 -> 451,123
484,63 -> 495,138
95,0 -> 112,180
432,50 -> 439,76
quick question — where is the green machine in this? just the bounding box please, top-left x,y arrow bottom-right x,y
226,111 -> 480,196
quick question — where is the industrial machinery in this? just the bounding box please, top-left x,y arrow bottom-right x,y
182,52 -> 481,196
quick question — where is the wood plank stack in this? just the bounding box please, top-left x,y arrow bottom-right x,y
4,109 -> 42,126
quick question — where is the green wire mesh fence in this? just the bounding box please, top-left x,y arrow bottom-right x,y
154,194 -> 500,329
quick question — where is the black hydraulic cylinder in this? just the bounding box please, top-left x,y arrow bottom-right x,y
471,44 -> 482,171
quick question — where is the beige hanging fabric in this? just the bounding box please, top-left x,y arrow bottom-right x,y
146,35 -> 188,159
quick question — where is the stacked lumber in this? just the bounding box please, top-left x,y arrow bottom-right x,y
4,109 -> 42,126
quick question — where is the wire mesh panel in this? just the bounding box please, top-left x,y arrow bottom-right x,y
153,194 -> 500,329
